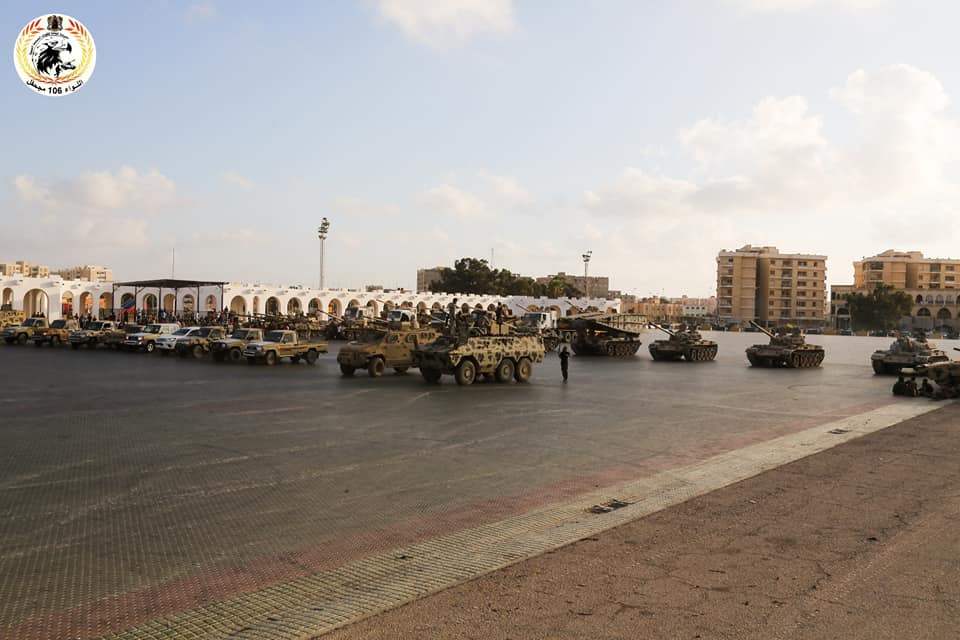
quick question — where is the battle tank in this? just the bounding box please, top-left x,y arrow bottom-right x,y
648,323 -> 718,362
870,331 -> 949,374
555,312 -> 645,357
745,321 -> 824,368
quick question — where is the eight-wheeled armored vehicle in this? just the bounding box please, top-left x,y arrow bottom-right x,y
413,334 -> 545,385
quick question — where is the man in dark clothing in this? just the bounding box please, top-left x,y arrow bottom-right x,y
495,302 -> 504,333
558,342 -> 570,382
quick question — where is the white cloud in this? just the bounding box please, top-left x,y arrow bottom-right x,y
375,0 -> 514,48
13,166 -> 177,212
725,0 -> 887,12
587,65 -> 959,218
222,171 -> 253,190
483,173 -> 534,208
421,184 -> 486,219
185,1 -> 216,24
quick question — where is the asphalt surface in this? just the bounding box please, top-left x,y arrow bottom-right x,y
0,332 -> 951,638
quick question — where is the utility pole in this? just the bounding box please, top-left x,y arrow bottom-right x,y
582,250 -> 592,299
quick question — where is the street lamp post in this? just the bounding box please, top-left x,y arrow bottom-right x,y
581,250 -> 592,300
318,217 -> 330,290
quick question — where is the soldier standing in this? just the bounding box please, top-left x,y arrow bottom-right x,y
496,302 -> 504,333
558,342 -> 570,382
448,298 -> 458,331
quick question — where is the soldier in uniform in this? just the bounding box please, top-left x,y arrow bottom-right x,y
920,378 -> 935,397
892,374 -> 907,396
558,341 -> 570,382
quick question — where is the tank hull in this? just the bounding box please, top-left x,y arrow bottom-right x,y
745,344 -> 824,368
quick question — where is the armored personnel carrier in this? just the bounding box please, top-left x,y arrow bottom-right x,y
412,334 -> 545,385
870,332 -> 949,374
745,321 -> 824,368
648,323 -> 718,362
555,312 -> 645,357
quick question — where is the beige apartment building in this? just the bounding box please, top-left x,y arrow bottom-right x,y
53,265 -> 114,283
717,245 -> 827,327
832,250 -> 960,330
416,267 -> 446,293
0,261 -> 49,278
535,272 -> 611,299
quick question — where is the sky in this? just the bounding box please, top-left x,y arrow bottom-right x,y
2,0 -> 960,297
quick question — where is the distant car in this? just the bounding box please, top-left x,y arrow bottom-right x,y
805,328 -> 824,335
839,329 -> 854,336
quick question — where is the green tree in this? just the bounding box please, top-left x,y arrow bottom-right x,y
846,284 -> 913,331
429,258 -> 582,297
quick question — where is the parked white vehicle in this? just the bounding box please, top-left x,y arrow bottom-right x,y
122,323 -> 181,353
156,327 -> 203,355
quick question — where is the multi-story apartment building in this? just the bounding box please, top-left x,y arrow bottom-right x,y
416,267 -> 446,293
535,272 -> 611,299
0,261 -> 49,278
717,245 -> 827,327
832,250 -> 960,330
52,265 -> 113,283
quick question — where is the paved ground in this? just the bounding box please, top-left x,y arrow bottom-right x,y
326,402 -> 960,640
0,333 -> 952,639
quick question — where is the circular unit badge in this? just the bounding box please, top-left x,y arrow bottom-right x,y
13,13 -> 96,96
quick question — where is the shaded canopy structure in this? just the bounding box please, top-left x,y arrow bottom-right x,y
111,279 -> 226,319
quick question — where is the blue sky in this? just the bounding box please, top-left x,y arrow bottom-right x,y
3,0 -> 960,296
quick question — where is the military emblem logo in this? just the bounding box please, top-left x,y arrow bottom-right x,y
13,13 -> 96,96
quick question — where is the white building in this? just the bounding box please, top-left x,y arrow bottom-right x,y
1,275 -> 621,322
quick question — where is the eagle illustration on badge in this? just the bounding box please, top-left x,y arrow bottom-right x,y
13,13 -> 96,96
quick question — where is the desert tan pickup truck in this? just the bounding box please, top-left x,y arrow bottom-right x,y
69,321 -> 121,349
3,317 -> 48,344
241,330 -> 328,366
210,328 -> 264,362
32,319 -> 79,347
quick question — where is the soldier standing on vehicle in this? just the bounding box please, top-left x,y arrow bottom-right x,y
448,298 -> 458,331
496,302 -> 504,333
558,342 -> 570,382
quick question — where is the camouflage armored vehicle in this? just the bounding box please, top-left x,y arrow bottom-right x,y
175,326 -> 229,359
648,323 -> 718,362
555,312 -> 645,357
69,321 -> 121,349
0,309 -> 25,330
412,334 -> 545,385
210,328 -> 264,362
242,330 -> 328,365
745,321 -> 824,368
2,317 -> 48,344
338,326 -> 440,377
913,348 -> 960,398
32,318 -> 79,347
870,332 -> 949,374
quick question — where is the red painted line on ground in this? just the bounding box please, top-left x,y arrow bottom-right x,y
0,400 -> 894,640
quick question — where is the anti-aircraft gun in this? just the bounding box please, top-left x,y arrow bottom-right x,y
555,310 -> 645,357
648,323 -> 718,362
745,321 -> 824,368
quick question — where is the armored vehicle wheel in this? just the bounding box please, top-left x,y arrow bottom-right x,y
789,352 -> 802,368
264,351 -> 278,366
213,352 -> 225,362
368,356 -> 385,378
192,345 -> 204,359
51,335 -> 60,347
229,347 -> 242,362
455,359 -> 477,386
514,357 -> 532,383
17,334 -> 27,345
71,343 -> 79,350
304,349 -> 319,365
394,366 -> 408,374
145,341 -> 156,353
421,368 -> 442,383
495,358 -> 515,383
339,363 -> 356,376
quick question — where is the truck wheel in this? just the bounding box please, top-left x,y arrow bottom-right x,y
421,368 -> 442,383
455,360 -> 477,386
264,351 -> 277,366
340,363 -> 356,376
304,349 -> 318,364
229,348 -> 242,362
192,345 -> 204,359
368,356 -> 385,378
514,357 -> 532,383
71,343 -> 79,350
495,358 -> 515,383
17,334 -> 27,345
145,341 -> 155,353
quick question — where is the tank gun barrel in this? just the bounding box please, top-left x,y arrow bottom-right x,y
750,320 -> 775,337
651,322 -> 675,336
